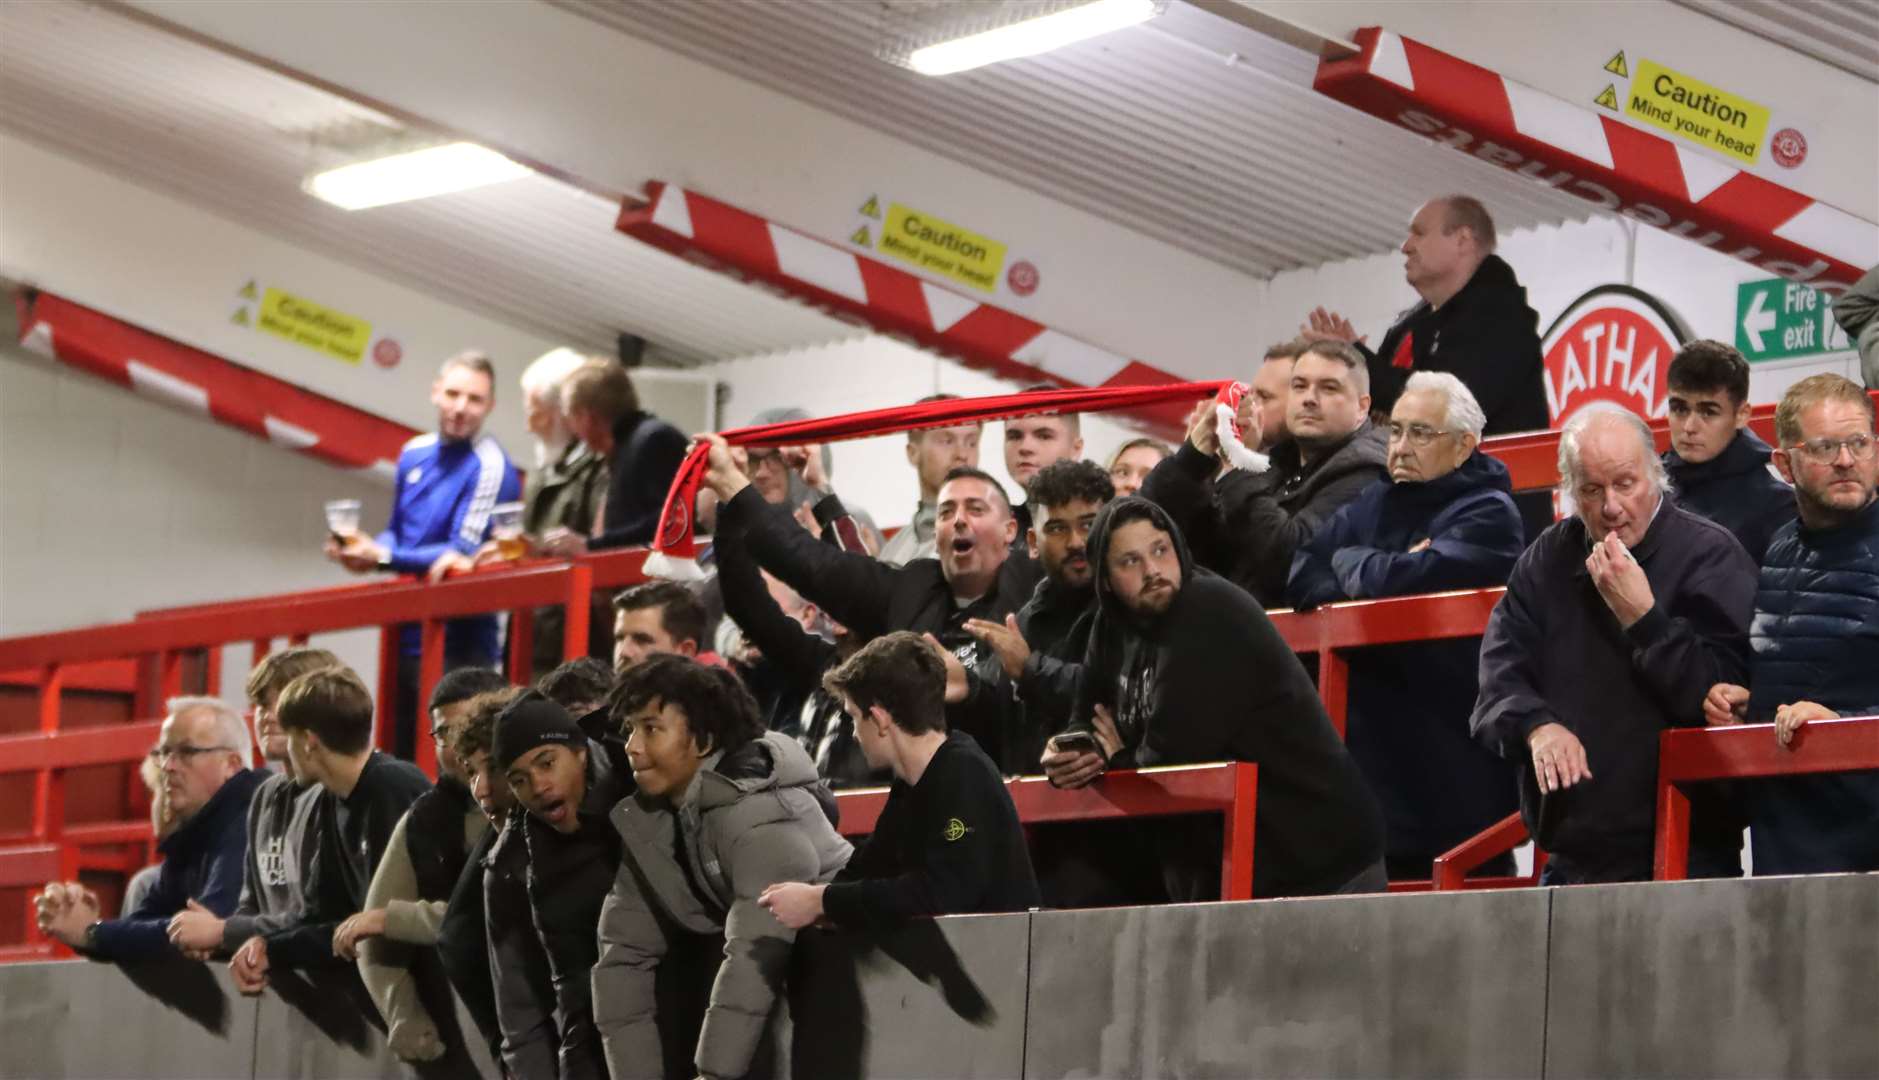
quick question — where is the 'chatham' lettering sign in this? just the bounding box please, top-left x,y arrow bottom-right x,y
1542,285 -> 1690,425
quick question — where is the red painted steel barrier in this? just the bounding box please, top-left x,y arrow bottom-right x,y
1654,715 -> 1879,880
835,762 -> 1260,901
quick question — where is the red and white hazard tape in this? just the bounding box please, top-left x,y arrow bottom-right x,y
1314,28 -> 1878,294
16,290 -> 416,482
616,183 -> 1194,438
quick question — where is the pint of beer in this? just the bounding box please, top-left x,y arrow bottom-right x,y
490,502 -> 526,560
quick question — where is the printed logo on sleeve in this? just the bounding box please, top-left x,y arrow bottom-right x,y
943,818 -> 971,842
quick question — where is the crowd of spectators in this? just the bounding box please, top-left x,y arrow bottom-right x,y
31,195 -> 1879,1077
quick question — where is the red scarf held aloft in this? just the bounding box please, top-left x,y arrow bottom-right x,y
646,380 -> 1229,575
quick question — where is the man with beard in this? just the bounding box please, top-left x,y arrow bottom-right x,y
966,459 -> 1113,762
1704,374 -> 1879,875
702,434 -> 1041,772
1301,196 -> 1552,538
1043,497 -> 1385,900
1288,372 -> 1523,880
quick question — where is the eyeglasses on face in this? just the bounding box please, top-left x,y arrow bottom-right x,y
147,744 -> 233,763
1787,434 -> 1876,464
1386,422 -> 1453,447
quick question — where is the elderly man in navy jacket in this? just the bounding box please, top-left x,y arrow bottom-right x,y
1704,374 -> 1879,875
1290,372 -> 1523,881
36,698 -> 266,959
1473,403 -> 1756,884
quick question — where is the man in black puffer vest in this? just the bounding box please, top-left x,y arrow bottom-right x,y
1704,375 -> 1879,875
1663,341 -> 1795,566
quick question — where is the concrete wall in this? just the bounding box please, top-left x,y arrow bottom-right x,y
7,874 -> 1874,1079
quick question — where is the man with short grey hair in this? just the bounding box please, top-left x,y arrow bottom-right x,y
1288,371 -> 1523,880
1472,403 -> 1757,884
1300,195 -> 1552,538
36,698 -> 267,959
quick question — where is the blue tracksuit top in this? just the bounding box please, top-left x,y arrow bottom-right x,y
377,431 -> 521,658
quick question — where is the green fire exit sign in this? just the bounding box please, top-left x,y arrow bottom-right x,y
1735,278 -> 1851,362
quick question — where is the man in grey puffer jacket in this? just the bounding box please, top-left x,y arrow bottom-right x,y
593,655 -> 851,1080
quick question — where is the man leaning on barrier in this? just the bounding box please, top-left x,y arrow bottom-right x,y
167,648 -> 336,960
1042,497 -> 1385,900
37,697 -> 265,961
1473,403 -> 1756,884
593,655 -> 852,1080
759,631 -> 1037,932
1288,371 -> 1523,881
1703,374 -> 1879,875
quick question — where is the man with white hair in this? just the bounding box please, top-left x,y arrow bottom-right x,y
1287,372 -> 1524,880
1472,403 -> 1757,884
35,697 -> 267,959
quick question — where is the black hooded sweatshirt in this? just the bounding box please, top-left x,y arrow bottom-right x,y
1358,254 -> 1553,539
1067,497 -> 1384,899
1663,429 -> 1796,566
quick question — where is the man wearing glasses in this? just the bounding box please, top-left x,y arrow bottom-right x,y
1287,372 -> 1524,882
1704,374 -> 1879,875
35,697 -> 266,959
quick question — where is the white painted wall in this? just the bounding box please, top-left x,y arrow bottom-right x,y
0,304 -> 385,698
701,336 -> 1161,531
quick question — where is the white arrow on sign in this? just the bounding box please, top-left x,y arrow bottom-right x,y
1742,288 -> 1777,352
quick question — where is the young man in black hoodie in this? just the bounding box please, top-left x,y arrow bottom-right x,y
1300,195 -> 1553,538
230,666 -> 431,994
497,690 -> 633,1080
760,631 -> 1039,931
1662,340 -> 1795,565
1044,497 -> 1386,901
703,433 -> 1041,772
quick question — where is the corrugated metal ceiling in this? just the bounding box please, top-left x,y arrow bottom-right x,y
0,1 -> 858,366
552,0 -> 1599,279
1673,0 -> 1879,83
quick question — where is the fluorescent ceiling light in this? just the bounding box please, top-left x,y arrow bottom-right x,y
305,142 -> 531,211
908,0 -> 1159,76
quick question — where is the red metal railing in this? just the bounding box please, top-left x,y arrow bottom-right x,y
1654,715 -> 1879,880
835,762 -> 1260,901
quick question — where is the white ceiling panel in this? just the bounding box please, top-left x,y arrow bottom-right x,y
551,0 -> 1600,278
0,0 -> 858,366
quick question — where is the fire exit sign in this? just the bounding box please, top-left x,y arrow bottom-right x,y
1735,278 -> 1851,362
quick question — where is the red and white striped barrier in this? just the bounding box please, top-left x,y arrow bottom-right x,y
15,291 -> 416,481
616,183 -> 1195,438
1314,28 -> 1878,294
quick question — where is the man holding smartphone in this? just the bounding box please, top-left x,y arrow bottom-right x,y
759,632 -> 1039,930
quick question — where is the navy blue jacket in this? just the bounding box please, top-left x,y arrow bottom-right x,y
1289,452 -> 1523,862
1664,430 -> 1795,567
1745,496 -> 1879,875
88,767 -> 268,960
1472,501 -> 1756,881
590,410 -> 690,550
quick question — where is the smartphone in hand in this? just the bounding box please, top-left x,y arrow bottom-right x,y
1048,731 -> 1101,757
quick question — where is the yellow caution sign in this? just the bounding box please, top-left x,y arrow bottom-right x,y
1603,50 -> 1628,78
859,196 -> 880,219
850,225 -> 872,247
1624,58 -> 1770,164
255,287 -> 373,365
1594,84 -> 1619,111
231,307 -> 250,327
879,202 -> 1007,293
238,279 -> 258,300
